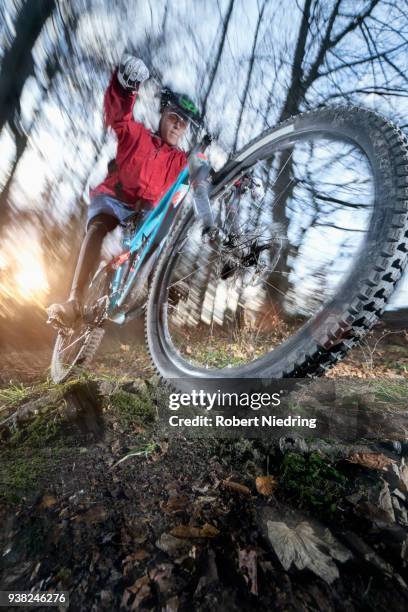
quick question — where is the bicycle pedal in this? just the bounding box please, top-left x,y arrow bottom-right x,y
47,314 -> 67,332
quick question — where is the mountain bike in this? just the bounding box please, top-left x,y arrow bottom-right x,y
49,105 -> 408,390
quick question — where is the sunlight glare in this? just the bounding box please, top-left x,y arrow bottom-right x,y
14,260 -> 49,300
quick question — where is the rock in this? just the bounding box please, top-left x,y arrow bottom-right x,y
279,436 -> 308,454
98,380 -> 118,396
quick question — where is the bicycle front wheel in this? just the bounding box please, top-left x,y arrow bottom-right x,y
50,264 -> 111,383
145,106 -> 408,386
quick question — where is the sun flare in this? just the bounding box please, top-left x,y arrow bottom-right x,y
0,229 -> 50,315
14,261 -> 49,300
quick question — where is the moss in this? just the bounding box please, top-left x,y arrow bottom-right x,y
108,389 -> 155,428
8,412 -> 64,449
0,454 -> 48,503
280,451 -> 347,517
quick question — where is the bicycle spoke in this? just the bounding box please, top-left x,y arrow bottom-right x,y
59,329 -> 89,355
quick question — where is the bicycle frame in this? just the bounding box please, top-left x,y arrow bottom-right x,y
106,136 -> 213,317
108,165 -> 190,314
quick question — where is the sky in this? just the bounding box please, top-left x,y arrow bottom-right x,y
1,0 -> 408,310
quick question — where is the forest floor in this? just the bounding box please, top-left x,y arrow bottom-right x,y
1,324 -> 408,611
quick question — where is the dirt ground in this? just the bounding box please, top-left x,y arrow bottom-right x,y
1,325 -> 408,610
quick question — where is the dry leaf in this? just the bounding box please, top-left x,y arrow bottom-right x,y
399,462 -> 408,493
170,523 -> 219,539
378,480 -> 396,522
73,505 -> 108,524
161,494 -> 190,514
221,480 -> 251,496
134,548 -> 149,561
151,441 -> 169,462
123,575 -> 151,611
165,596 -> 179,612
347,452 -> 396,471
267,520 -> 351,584
38,494 -> 57,509
156,533 -> 192,556
255,476 -> 277,497
238,548 -> 258,595
122,550 -> 150,576
194,549 -> 218,596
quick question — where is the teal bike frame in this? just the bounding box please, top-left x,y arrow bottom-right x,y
108,165 -> 190,315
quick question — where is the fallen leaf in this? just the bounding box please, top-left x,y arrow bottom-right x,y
161,494 -> 190,514
122,575 -> 151,611
170,523 -> 219,539
221,480 -> 251,496
267,520 -> 351,584
111,439 -> 121,454
194,549 -> 218,596
255,476 -> 277,497
120,344 -> 130,352
149,563 -> 173,597
399,462 -> 408,493
165,595 -> 180,612
73,505 -> 108,524
194,495 -> 217,506
151,441 -> 169,462
378,480 -> 396,522
38,494 -> 57,509
347,452 -> 396,471
124,549 -> 149,563
156,533 -> 192,556
238,548 -> 258,595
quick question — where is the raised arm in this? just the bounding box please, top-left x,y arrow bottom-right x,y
104,71 -> 137,131
103,55 -> 150,133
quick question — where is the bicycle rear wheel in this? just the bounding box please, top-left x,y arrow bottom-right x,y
145,106 -> 408,386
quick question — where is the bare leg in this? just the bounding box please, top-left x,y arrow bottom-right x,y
48,213 -> 119,324
69,214 -> 119,302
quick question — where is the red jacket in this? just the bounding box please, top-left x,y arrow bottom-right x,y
90,72 -> 188,209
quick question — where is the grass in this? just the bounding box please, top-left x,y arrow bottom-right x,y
0,372 -> 103,414
370,379 -> 408,403
0,383 -> 34,411
0,374 -> 100,503
0,370 -> 159,503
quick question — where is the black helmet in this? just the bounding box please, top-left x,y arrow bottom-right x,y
160,87 -> 201,126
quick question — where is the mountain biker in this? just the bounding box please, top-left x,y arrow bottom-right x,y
48,54 -> 201,325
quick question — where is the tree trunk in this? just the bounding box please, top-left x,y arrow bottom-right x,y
0,0 -> 55,136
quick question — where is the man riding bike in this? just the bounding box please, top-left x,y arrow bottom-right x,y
48,54 -> 201,325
